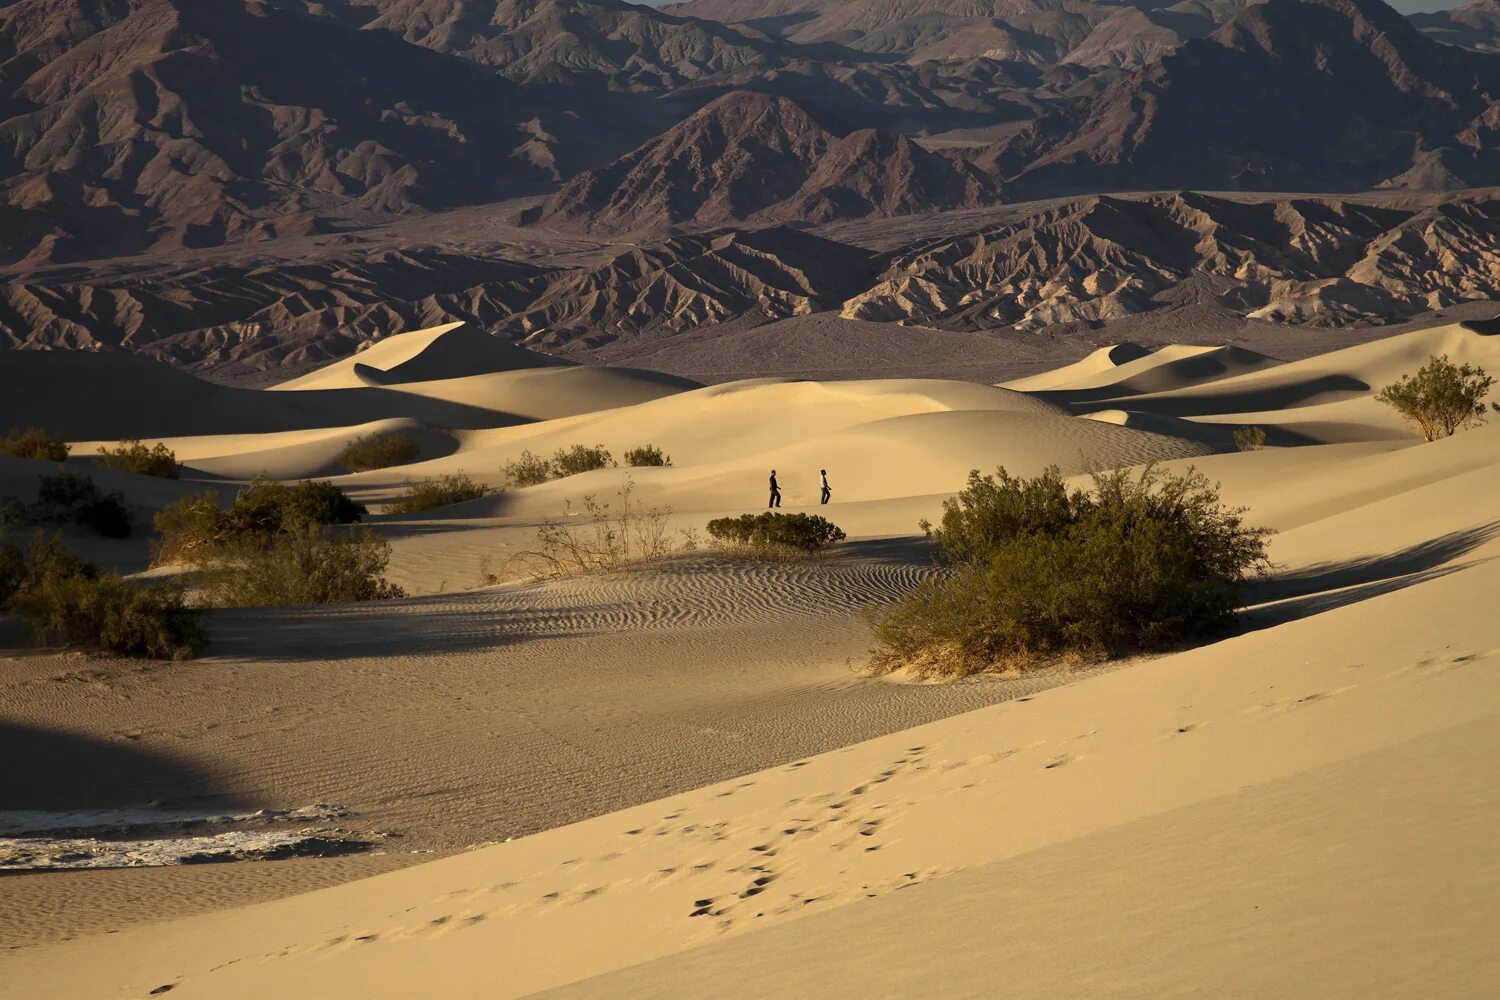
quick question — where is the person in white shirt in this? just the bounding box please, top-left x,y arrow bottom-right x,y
820,469 -> 831,505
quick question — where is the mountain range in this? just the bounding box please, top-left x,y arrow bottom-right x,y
6,0 -> 1500,369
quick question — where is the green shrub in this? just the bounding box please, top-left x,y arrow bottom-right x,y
504,449 -> 554,487
0,533 -> 24,605
229,477 -> 365,533
869,465 -> 1272,679
0,427 -> 69,462
386,473 -> 495,514
705,512 -> 847,553
624,444 -> 671,468
10,571 -> 205,659
1376,355 -> 1494,441
3,532 -> 203,659
94,440 -> 179,479
553,444 -> 615,478
338,431 -> 422,472
1233,426 -> 1267,452
200,525 -> 405,607
2,472 -> 132,538
153,478 -> 365,566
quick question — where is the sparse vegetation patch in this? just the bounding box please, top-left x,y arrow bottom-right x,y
1233,426 -> 1266,452
153,477 -> 365,566
94,439 -> 179,479
1376,355 -> 1494,442
338,431 -> 422,472
2,472 -> 133,538
387,473 -> 495,514
0,427 -> 70,462
198,525 -> 405,607
2,530 -> 204,659
705,512 -> 846,555
868,465 -> 1272,679
624,444 -> 671,467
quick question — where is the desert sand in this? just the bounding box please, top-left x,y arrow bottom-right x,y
2,318 -> 1498,997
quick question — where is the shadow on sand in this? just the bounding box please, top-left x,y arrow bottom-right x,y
1237,522 -> 1499,632
0,721 -> 254,812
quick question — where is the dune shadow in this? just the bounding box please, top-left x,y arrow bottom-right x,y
0,722 -> 254,812
206,598 -> 545,662
1051,373 -> 1369,418
1236,522 -> 1499,632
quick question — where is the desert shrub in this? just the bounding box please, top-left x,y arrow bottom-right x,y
624,444 -> 671,467
386,473 -> 495,514
505,476 -> 682,580
338,431 -> 421,472
199,525 -> 405,607
94,440 -> 179,479
504,449 -> 554,487
3,533 -> 203,659
151,491 -> 227,565
553,443 -> 615,477
10,571 -> 205,659
1375,355 -> 1494,441
0,531 -> 93,607
2,472 -> 132,538
705,512 -> 847,553
0,427 -> 69,462
0,533 -> 24,605
229,477 -> 365,533
917,467 -> 1073,567
1233,426 -> 1267,452
868,465 -> 1272,679
152,478 -> 365,566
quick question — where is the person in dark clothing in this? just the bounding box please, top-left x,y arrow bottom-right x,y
820,469 -> 831,505
768,469 -> 782,508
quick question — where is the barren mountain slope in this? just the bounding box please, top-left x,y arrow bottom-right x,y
988,0 -> 1500,196
842,191 -> 1500,329
498,227 -> 883,352
0,249 -> 547,373
534,91 -> 1003,232
350,0 -> 786,88
672,0 -> 1255,65
1411,0 -> 1500,53
0,0 -> 650,266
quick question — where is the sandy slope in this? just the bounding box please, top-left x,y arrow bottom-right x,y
3,422 -> 1496,998
3,319 -> 1499,996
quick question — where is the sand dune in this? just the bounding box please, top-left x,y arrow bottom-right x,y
4,416 -> 1495,998
0,349 -> 695,443
272,323 -> 572,391
3,319 -> 1498,996
999,342 -> 1152,391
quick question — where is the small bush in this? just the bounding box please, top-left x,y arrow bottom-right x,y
0,533 -> 24,605
705,512 -> 847,553
869,465 -> 1272,679
2,472 -> 132,538
229,477 -> 365,534
386,473 -> 495,514
338,431 -> 421,472
199,525 -> 405,607
3,532 -> 204,659
94,440 -> 179,479
12,572 -> 205,659
1376,355 -> 1494,441
553,444 -> 615,478
504,449 -> 554,487
153,477 -> 365,566
0,427 -> 69,462
1233,426 -> 1266,452
624,444 -> 671,468
506,476 -> 682,579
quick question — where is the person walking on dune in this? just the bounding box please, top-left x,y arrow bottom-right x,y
768,469 -> 782,508
820,469 -> 831,505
